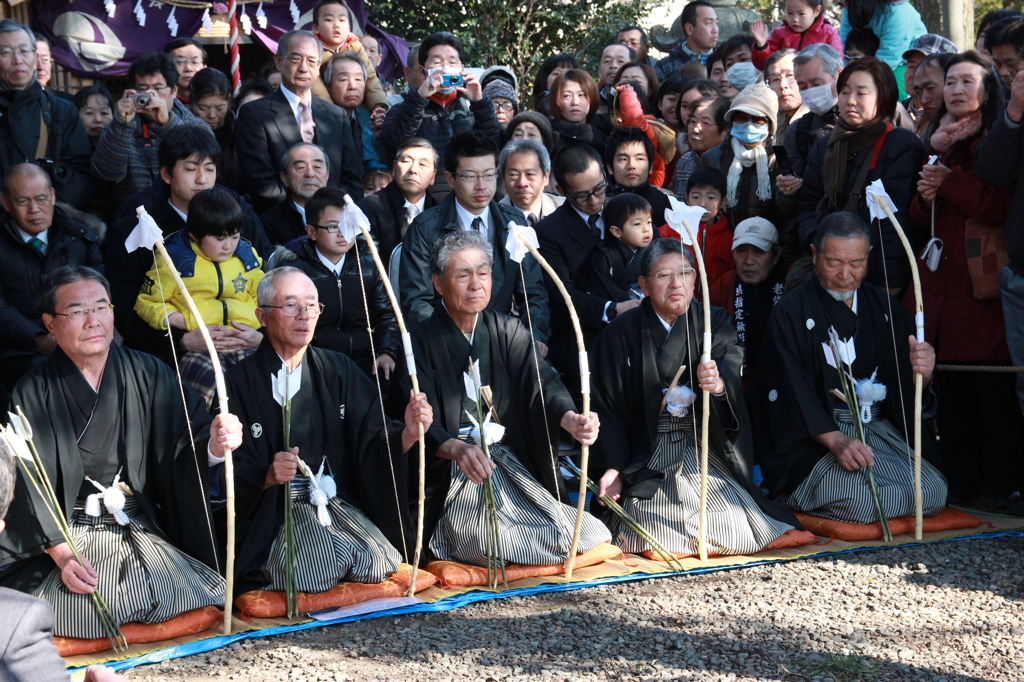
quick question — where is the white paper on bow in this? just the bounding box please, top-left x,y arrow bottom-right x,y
505,221 -> 539,264
0,422 -> 31,461
662,196 -> 705,245
125,208 -> 163,253
340,200 -> 371,242
272,363 -> 302,406
463,359 -> 482,402
865,179 -> 898,223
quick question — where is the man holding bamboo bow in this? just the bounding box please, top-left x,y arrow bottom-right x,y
754,212 -> 948,526
227,267 -> 433,595
392,230 -> 610,571
0,265 -> 240,640
591,239 -> 807,559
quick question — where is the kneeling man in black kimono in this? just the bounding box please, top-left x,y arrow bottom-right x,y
754,212 -> 947,523
394,231 -> 611,567
1,266 -> 241,639
228,267 -> 433,593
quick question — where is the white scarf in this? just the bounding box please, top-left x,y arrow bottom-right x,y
726,137 -> 772,208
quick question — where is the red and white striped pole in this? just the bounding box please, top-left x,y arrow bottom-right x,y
227,0 -> 241,92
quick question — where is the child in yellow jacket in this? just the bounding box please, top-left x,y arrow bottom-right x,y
135,187 -> 264,406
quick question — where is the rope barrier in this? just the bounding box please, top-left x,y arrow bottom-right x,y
935,364 -> 1024,373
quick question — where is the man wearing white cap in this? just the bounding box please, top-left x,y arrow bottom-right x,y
709,217 -> 786,389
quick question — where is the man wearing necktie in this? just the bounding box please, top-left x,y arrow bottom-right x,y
0,164 -> 102,390
235,30 -> 363,213
535,144 -> 641,397
498,139 -> 565,227
400,131 -> 550,352
358,138 -> 439,271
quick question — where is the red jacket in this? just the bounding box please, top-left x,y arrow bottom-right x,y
618,88 -> 667,187
660,213 -> 735,285
905,135 -> 1012,362
750,15 -> 844,70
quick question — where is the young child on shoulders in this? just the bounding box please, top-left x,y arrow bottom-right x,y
844,28 -> 880,62
750,0 -> 844,70
135,187 -> 264,407
663,167 -> 735,286
309,0 -> 388,110
582,193 -> 654,304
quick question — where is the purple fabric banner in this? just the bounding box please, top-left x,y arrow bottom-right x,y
31,0 -> 407,81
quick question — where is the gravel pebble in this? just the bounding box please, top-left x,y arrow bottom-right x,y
122,537 -> 1024,681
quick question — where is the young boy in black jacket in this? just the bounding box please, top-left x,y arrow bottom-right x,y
581,193 -> 654,304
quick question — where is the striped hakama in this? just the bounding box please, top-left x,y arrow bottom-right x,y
786,405 -> 948,523
261,476 -> 401,592
430,440 -> 612,567
614,413 -> 794,556
33,497 -> 224,640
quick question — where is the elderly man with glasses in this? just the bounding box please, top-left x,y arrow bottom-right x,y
163,37 -> 207,106
91,51 -> 209,207
236,30 -> 363,213
0,163 -> 103,390
0,20 -> 94,210
226,265 -> 432,596
399,130 -> 549,351
1,265 -> 242,641
590,237 -> 809,559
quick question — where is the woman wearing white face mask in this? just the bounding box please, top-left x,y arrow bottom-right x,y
797,57 -> 924,293
906,50 -> 1023,505
698,81 -> 780,228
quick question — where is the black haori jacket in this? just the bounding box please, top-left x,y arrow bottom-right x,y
0,345 -> 218,590
590,298 -> 799,527
390,307 -> 576,549
226,339 -> 410,588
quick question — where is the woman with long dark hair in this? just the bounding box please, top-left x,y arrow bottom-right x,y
909,50 -> 1023,504
797,57 -> 924,291
532,54 -> 580,115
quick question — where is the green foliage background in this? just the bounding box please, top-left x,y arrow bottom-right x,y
367,0 -> 656,105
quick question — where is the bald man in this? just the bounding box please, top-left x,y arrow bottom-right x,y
0,163 -> 102,389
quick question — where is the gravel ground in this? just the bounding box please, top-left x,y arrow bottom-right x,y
122,536 -> 1024,682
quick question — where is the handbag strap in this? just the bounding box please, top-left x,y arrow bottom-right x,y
843,123 -> 891,214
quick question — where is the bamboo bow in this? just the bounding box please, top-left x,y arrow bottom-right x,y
341,195 -> 427,595
673,214 -> 713,562
506,223 -> 591,579
867,182 -> 925,540
129,206 -> 238,634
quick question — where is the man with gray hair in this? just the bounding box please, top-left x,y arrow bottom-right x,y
259,142 -> 331,245
226,266 -> 432,594
499,138 -> 564,226
323,51 -> 385,181
754,212 -> 949,528
235,29 -> 362,213
0,19 -> 94,209
391,230 -> 610,571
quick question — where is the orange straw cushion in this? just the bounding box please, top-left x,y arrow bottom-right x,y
795,507 -> 983,542
640,528 -> 817,562
234,563 -> 437,619
425,542 -> 621,587
56,605 -> 223,657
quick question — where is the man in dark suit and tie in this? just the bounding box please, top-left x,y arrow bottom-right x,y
359,138 -> 438,269
235,29 -> 362,214
400,130 -> 549,349
536,144 -> 640,392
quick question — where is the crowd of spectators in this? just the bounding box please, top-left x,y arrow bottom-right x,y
1,0 -> 1023,510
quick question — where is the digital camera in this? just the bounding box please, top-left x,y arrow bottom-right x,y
130,92 -> 153,109
36,158 -> 73,186
440,72 -> 464,88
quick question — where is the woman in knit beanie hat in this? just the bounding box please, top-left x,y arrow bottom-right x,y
483,78 -> 519,128
699,81 -> 780,227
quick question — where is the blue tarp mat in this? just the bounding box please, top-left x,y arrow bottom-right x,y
72,529 -> 1024,674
